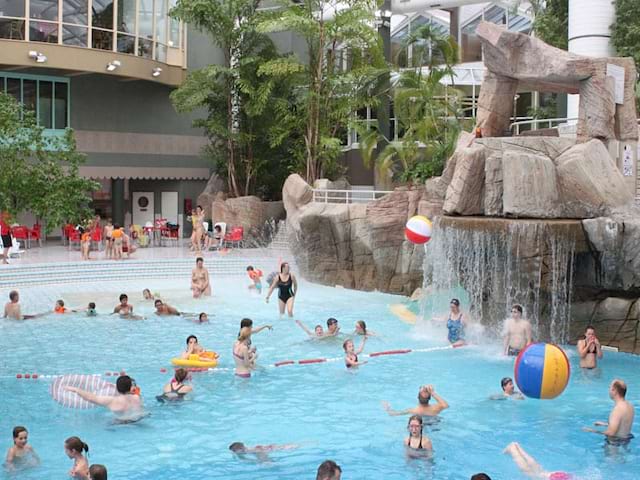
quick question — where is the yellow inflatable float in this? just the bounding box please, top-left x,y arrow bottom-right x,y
171,352 -> 218,369
389,304 -> 418,325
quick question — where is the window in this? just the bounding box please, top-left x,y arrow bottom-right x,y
63,0 -> 88,25
92,0 -> 114,29
62,24 -> 87,46
0,0 -> 25,18
1,73 -> 70,129
117,0 -> 136,34
30,0 -> 58,21
0,18 -> 25,40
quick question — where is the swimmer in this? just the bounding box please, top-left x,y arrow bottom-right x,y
154,299 -> 180,316
54,299 -> 75,314
577,325 -> 603,369
3,290 -> 40,320
326,317 -> 340,336
582,379 -> 635,441
64,436 -> 90,480
86,302 -> 97,317
246,265 -> 263,293
238,318 -> 272,361
156,368 -> 192,403
354,320 -> 376,336
142,289 -> 157,301
344,337 -> 367,368
89,464 -> 108,480
404,415 -> 433,458
191,257 -> 211,298
182,335 -> 206,358
265,262 -> 297,317
65,375 -> 144,419
502,304 -> 532,356
504,442 -> 573,479
229,441 -> 299,462
445,298 -> 467,347
198,312 -> 209,323
233,327 -> 253,378
317,460 -> 342,480
112,294 -> 143,319
383,384 -> 449,416
490,377 -> 524,400
295,320 -> 324,338
5,426 -> 40,470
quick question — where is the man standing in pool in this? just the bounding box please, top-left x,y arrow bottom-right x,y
65,375 -> 144,420
3,290 -> 40,320
583,379 -> 635,442
154,299 -> 180,316
382,384 -> 449,417
113,294 -> 133,315
577,325 -> 603,369
502,304 -> 532,356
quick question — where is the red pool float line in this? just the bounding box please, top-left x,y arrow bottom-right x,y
274,360 -> 295,367
16,374 -> 22,379
32,374 -> 38,379
369,349 -> 412,357
160,368 -> 167,373
298,358 -> 327,365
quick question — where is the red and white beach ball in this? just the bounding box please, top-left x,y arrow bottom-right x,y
405,215 -> 432,244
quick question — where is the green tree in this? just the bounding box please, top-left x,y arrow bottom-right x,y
259,0 -> 387,183
361,25 -> 461,185
0,92 -> 98,232
171,0 -> 296,199
530,0 -> 568,50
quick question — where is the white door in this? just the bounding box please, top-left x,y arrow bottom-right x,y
161,191 -> 178,224
132,192 -> 154,226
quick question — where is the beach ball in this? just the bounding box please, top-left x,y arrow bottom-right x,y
514,343 -> 570,399
405,215 -> 432,244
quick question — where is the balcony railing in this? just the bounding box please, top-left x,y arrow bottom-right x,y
312,189 -> 393,204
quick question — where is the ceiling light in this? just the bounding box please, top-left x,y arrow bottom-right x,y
106,60 -> 121,71
152,67 -> 162,77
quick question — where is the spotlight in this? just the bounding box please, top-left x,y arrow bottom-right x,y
106,60 -> 121,71
152,67 -> 162,77
28,51 -> 47,63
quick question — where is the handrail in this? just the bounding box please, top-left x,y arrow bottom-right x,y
312,189 -> 393,204
510,117 -> 579,135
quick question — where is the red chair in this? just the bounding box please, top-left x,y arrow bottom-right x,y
224,226 -> 244,248
68,230 -> 81,250
11,226 -> 30,249
62,224 -> 75,245
160,225 -> 180,247
29,224 -> 42,247
91,228 -> 102,251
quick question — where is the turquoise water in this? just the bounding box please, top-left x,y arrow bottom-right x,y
0,278 -> 638,479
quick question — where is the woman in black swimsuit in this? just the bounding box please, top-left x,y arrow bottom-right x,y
265,262 -> 298,317
404,415 -> 432,457
156,368 -> 192,402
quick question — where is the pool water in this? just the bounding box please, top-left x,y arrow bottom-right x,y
0,278 -> 638,479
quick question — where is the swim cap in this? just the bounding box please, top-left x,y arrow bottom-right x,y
549,472 -> 572,480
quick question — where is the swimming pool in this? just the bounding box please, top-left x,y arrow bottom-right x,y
1,277 -> 638,479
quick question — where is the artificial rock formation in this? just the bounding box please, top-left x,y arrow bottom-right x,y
438,137 -> 633,219
210,196 -> 285,242
283,174 -> 426,294
475,21 -> 638,142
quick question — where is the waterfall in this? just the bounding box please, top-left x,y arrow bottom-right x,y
421,217 -> 577,344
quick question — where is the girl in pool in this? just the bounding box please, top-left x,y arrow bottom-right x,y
504,442 -> 573,479
181,335 -> 217,362
344,337 -> 367,368
354,320 -> 376,336
405,415 -> 432,458
265,262 -> 298,317
191,257 -> 211,298
233,327 -> 253,378
5,426 -> 40,470
64,436 -> 89,479
142,289 -> 158,301
445,298 -> 467,347
156,368 -> 193,403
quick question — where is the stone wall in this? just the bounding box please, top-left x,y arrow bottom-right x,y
209,195 -> 285,244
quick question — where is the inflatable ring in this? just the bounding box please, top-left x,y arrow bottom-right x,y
171,352 -> 218,369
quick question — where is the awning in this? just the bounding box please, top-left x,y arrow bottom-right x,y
79,166 -> 211,180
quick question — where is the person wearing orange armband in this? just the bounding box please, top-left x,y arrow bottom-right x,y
246,265 -> 263,293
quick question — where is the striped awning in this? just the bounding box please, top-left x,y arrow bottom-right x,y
79,166 -> 210,180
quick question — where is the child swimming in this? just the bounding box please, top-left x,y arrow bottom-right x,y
64,436 -> 89,480
87,302 -> 97,316
246,266 -> 263,293
343,337 -> 367,368
5,426 -> 40,470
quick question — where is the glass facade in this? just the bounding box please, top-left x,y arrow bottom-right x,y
0,72 -> 70,130
0,0 -> 184,66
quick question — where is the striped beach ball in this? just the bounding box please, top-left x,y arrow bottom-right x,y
514,343 -> 570,399
405,215 -> 432,244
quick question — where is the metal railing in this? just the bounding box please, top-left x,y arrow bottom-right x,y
312,189 -> 393,204
510,117 -> 578,136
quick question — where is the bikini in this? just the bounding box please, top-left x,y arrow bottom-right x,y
346,353 -> 358,368
233,347 -> 251,378
277,274 -> 294,303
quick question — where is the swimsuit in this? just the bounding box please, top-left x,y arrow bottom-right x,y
233,347 -> 251,377
156,382 -> 188,403
277,274 -> 294,303
406,434 -> 427,450
447,314 -> 465,343
346,353 -> 358,368
507,347 -> 521,356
